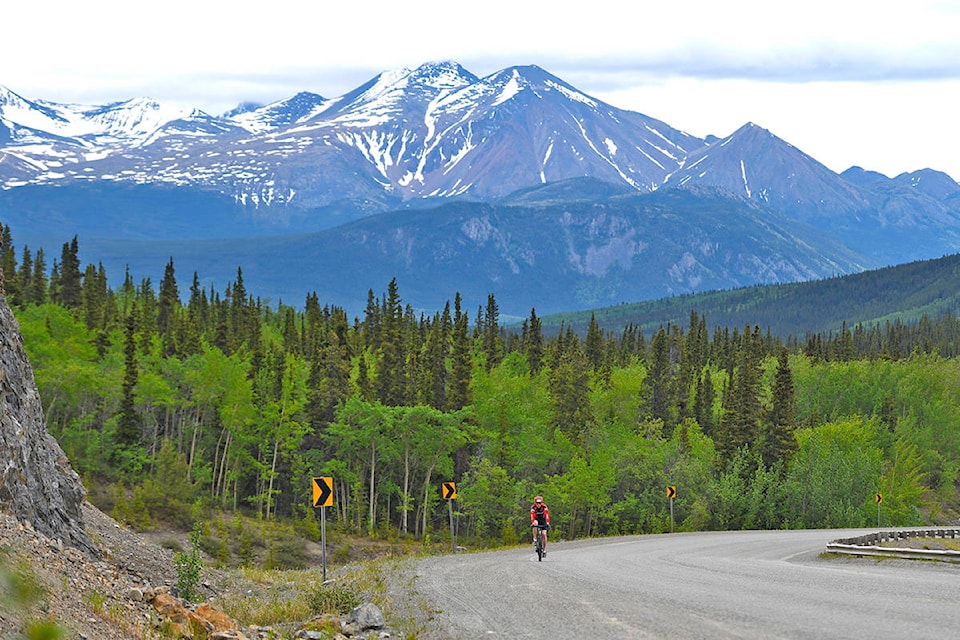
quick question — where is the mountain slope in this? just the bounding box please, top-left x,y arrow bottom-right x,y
667,123 -> 868,222
667,124 -> 960,261
0,62 -> 703,208
64,185 -> 872,319
541,251 -> 960,338
3,62 -> 960,317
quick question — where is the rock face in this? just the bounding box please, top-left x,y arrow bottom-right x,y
0,287 -> 98,556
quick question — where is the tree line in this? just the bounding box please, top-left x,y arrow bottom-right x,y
1,225 -> 953,543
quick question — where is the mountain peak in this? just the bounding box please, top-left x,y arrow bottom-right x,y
228,91 -> 329,132
728,122 -> 773,139
408,61 -> 478,88
486,64 -> 563,88
222,101 -> 264,118
893,168 -> 960,200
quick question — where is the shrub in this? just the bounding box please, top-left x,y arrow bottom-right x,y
306,582 -> 361,615
173,523 -> 204,602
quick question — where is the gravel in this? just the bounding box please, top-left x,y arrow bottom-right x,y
0,502 -> 208,638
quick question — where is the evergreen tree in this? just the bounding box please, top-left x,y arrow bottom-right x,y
356,352 -> 374,402
717,325 -> 764,464
280,306 -> 300,355
115,314 -> 141,447
29,248 -> 47,305
0,225 -> 19,303
525,308 -> 545,375
447,293 -> 472,410
482,293 -> 501,371
137,278 -> 157,354
761,347 -> 797,468
694,368 -> 716,436
56,236 -> 83,308
81,263 -> 101,330
549,336 -> 591,443
16,246 -> 32,307
419,312 -> 449,409
363,288 -> 381,351
157,258 -> 180,355
644,326 -> 673,427
584,313 -> 604,373
376,278 -> 405,406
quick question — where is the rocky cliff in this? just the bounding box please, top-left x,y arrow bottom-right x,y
0,276 -> 98,557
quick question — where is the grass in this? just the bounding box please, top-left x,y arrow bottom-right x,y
213,555 -> 441,639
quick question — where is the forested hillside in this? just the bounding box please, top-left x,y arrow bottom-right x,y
2,225 -> 959,556
544,252 -> 960,340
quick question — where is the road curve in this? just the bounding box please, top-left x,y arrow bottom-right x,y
411,529 -> 960,639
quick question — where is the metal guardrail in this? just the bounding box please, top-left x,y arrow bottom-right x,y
826,528 -> 960,561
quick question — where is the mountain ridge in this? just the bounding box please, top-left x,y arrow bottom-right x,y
2,61 -> 960,317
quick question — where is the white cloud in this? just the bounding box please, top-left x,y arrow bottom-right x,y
596,78 -> 960,178
4,0 -> 960,178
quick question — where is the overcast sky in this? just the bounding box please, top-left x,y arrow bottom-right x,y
5,0 -> 960,180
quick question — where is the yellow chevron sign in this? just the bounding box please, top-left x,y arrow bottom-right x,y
312,477 -> 334,508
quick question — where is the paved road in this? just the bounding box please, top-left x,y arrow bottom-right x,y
412,529 -> 960,639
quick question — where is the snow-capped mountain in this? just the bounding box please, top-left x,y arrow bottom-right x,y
2,62 -> 957,221
665,123 -> 868,221
3,62 -> 960,316
0,62 -> 702,205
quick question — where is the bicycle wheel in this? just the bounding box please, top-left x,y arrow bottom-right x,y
536,530 -> 543,561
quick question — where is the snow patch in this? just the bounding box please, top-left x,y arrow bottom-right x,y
545,81 -> 596,107
493,70 -> 523,106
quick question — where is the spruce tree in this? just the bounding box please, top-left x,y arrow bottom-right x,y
29,248 -> 47,305
420,313 -> 449,409
525,308 -> 544,375
644,326 -> 673,427
16,246 -> 32,307
717,325 -> 764,464
376,278 -> 405,406
762,347 -> 797,468
56,236 -> 83,308
308,329 -> 351,424
0,225 -> 19,303
482,293 -> 502,372
447,293 -> 472,410
584,313 -> 604,372
115,314 -> 141,447
693,368 -> 716,436
157,258 -> 180,354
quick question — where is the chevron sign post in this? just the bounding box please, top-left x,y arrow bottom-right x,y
443,482 -> 457,552
667,486 -> 677,533
312,477 -> 334,580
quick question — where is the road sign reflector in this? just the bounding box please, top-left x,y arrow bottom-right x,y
666,485 -> 677,499
442,481 -> 457,500
875,493 -> 882,504
313,477 -> 334,508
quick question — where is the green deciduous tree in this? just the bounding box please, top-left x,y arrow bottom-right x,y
786,416 -> 884,528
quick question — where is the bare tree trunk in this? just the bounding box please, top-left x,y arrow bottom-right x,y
421,465 -> 435,538
187,407 -> 201,479
216,431 -> 232,505
368,441 -> 377,534
402,446 -> 411,534
267,438 -> 280,520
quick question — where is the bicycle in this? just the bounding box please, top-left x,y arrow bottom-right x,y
532,523 -> 549,561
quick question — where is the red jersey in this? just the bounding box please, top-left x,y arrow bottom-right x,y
531,501 -> 550,525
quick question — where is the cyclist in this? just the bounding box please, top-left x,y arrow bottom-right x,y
530,495 -> 550,556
